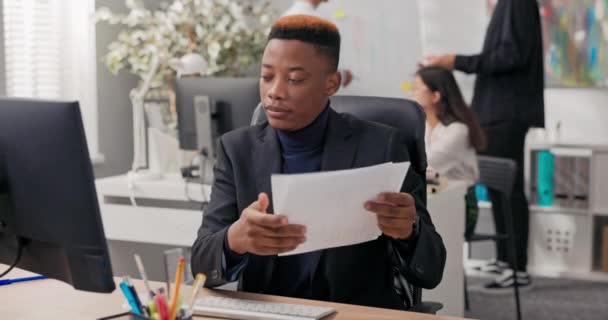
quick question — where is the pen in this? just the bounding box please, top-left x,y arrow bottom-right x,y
163,252 -> 171,300
187,273 -> 207,315
0,275 -> 46,286
156,292 -> 169,320
169,256 -> 185,320
119,277 -> 142,315
148,298 -> 159,319
125,276 -> 147,317
134,254 -> 155,298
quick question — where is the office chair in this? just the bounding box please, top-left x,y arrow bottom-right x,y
251,96 -> 442,314
251,96 -> 427,192
465,156 -> 522,320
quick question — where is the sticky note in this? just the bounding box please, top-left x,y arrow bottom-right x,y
334,9 -> 346,19
400,81 -> 412,93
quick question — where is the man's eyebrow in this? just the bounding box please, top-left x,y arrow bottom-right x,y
262,64 -> 308,72
288,66 -> 307,72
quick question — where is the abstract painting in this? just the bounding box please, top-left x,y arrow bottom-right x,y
540,0 -> 608,87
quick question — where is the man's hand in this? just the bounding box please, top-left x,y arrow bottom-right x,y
365,192 -> 417,240
227,193 -> 306,256
420,54 -> 455,70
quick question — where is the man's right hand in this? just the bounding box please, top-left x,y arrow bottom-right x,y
227,193 -> 306,256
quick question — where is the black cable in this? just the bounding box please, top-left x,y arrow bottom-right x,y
0,237 -> 27,278
182,148 -> 210,211
199,149 -> 210,211
183,151 -> 200,203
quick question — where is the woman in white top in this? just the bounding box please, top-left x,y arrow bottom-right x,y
411,66 -> 486,185
411,66 -> 486,237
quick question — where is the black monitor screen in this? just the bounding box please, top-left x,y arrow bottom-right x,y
0,98 -> 115,293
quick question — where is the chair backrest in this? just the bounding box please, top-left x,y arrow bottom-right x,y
477,155 -> 517,198
251,95 -> 428,180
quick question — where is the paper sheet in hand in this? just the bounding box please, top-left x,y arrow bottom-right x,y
271,162 -> 410,256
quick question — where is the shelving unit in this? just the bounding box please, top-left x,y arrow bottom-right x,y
526,144 -> 608,279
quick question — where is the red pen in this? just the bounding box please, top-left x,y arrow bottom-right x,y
155,292 -> 169,320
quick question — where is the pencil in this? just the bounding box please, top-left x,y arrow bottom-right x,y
168,256 -> 185,320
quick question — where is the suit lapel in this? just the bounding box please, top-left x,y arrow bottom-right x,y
314,110 -> 359,289
253,124 -> 282,214
321,110 -> 359,171
250,123 -> 281,290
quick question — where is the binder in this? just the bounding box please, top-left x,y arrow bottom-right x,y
536,150 -> 554,207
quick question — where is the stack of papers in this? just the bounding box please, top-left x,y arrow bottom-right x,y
271,162 -> 410,256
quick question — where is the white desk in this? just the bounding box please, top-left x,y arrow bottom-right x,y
0,265 -> 472,320
96,175 -> 467,317
96,174 -> 209,247
424,180 -> 468,317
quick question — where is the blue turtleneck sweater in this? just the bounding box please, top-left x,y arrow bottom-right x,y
223,105 -> 330,298
267,105 -> 329,298
275,105 -> 330,174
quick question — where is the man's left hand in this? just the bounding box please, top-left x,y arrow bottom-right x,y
365,192 -> 417,240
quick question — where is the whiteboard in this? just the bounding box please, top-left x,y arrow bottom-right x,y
416,0 -> 488,103
316,0 -> 423,99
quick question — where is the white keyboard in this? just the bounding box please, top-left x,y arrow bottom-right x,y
192,296 -> 337,320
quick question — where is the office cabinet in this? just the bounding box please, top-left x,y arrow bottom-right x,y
527,144 -> 608,278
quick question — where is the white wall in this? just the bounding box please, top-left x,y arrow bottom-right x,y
417,0 -> 488,103
542,89 -> 608,145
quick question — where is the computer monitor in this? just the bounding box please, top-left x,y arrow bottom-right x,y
174,77 -> 260,153
0,98 -> 115,293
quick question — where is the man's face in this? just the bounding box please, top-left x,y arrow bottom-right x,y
260,39 -> 340,131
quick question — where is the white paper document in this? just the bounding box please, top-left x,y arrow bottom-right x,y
271,161 -> 410,256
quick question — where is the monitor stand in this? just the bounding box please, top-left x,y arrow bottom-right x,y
0,193 -> 10,236
0,152 -> 10,233
0,155 -> 23,278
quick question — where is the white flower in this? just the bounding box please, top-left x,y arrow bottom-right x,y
95,7 -> 113,22
126,0 -> 144,10
208,41 -> 221,59
260,14 -> 270,25
229,2 -> 244,20
169,1 -> 184,13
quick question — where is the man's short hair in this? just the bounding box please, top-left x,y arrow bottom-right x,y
268,15 -> 341,71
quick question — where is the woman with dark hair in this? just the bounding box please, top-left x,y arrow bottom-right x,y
411,65 -> 486,237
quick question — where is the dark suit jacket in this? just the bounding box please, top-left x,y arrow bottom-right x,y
191,109 -> 446,310
454,0 -> 544,128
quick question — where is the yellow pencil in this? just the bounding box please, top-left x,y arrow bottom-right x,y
169,256 -> 185,320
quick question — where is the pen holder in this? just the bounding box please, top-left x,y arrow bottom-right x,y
98,308 -> 192,320
103,291 -> 193,320
98,311 -> 156,320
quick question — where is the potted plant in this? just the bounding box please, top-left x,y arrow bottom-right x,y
96,0 -> 274,176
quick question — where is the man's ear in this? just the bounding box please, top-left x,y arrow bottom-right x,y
325,71 -> 341,96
